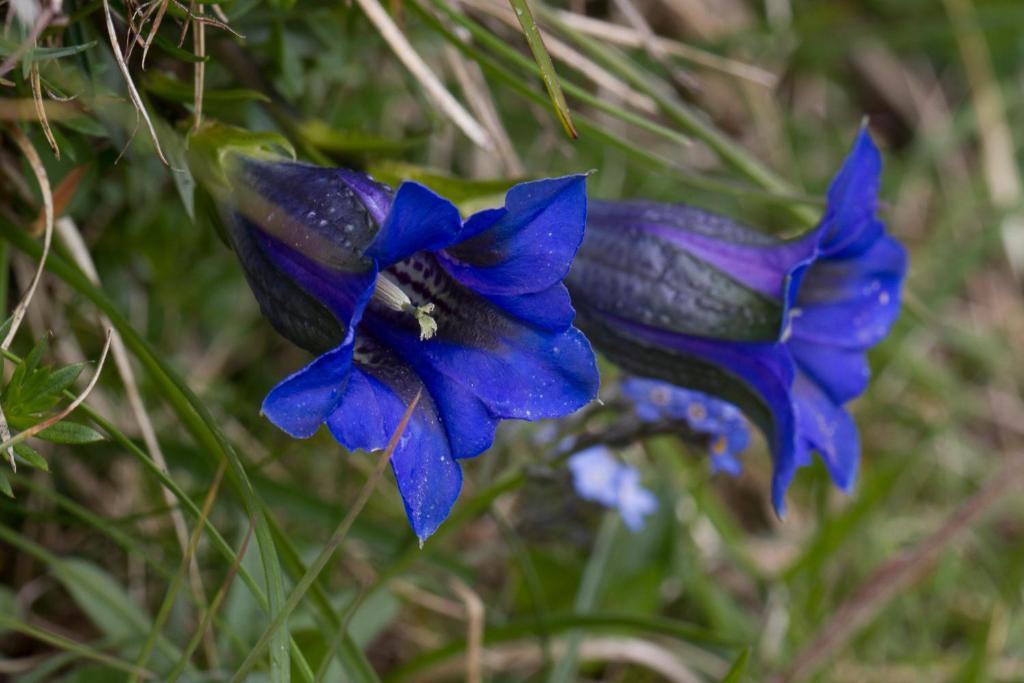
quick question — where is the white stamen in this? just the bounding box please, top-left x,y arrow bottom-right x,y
373,273 -> 438,341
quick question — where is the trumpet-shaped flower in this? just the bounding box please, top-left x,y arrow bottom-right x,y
568,129 -> 906,512
193,135 -> 599,541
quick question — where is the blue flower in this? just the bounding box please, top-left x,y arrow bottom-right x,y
622,377 -> 749,476
568,446 -> 657,531
568,129 -> 907,513
199,144 -> 599,541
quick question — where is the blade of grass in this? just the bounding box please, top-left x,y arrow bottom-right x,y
351,0 -> 492,149
130,461 -> 226,681
0,218 -> 292,683
0,615 -> 157,679
720,647 -> 751,683
0,342 -> 318,681
229,393 -> 421,682
59,215 -> 215,668
426,0 -> 689,149
0,525 -> 185,668
547,513 -> 617,683
771,455 -> 1024,683
414,0 -> 819,207
6,470 -> 252,660
535,2 -> 818,226
385,611 -> 737,682
507,0 -> 576,138
166,519 -> 256,682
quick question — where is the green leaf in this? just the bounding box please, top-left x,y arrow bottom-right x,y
151,33 -> 210,63
16,363 -> 86,414
367,161 -> 519,208
25,337 -> 48,374
7,40 -> 98,64
0,585 -> 15,627
144,71 -> 270,104
0,469 -> 12,498
507,0 -> 576,138
34,421 -> 105,445
50,559 -> 153,644
39,363 -> 87,397
720,647 -> 751,683
14,443 -> 48,471
297,120 -> 424,155
55,114 -> 110,138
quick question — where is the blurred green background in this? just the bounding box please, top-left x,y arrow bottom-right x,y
1,0 -> 1023,681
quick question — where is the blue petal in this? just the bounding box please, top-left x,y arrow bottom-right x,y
790,235 -> 907,350
792,372 -> 860,491
409,360 -> 501,459
366,182 -> 463,266
613,319 -> 802,514
483,284 -> 576,331
439,175 -> 588,295
262,336 -> 355,438
787,342 -> 869,405
819,128 -> 884,257
369,314 -> 598,429
324,349 -> 463,542
364,260 -> 598,428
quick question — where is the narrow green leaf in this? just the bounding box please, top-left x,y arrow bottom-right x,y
145,71 -> 271,104
547,514 -> 617,683
367,161 -> 517,206
0,344 -> 316,683
13,443 -> 48,471
0,469 -> 12,498
18,362 -> 87,412
507,0 -> 576,138
42,363 -> 87,394
25,341 -> 47,374
34,421 -> 105,444
14,40 -> 99,63
0,615 -> 155,679
51,559 -> 155,644
55,114 -> 109,138
298,120 -> 425,155
720,647 -> 751,683
152,33 -> 210,63
0,586 -> 15,627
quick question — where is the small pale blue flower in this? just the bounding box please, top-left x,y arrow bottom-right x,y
568,446 -> 622,507
614,467 -> 658,531
568,446 -> 657,530
622,377 -> 749,476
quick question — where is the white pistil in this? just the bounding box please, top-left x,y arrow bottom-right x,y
373,273 -> 439,341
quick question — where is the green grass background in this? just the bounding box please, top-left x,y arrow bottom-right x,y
1,0 -> 1023,681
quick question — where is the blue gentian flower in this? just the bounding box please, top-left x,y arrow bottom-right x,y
568,129 -> 907,512
568,446 -> 657,531
622,377 -> 749,476
193,135 -> 599,541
